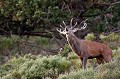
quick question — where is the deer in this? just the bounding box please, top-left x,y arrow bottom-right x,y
57,18 -> 112,69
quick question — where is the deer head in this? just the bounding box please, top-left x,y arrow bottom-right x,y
57,18 -> 87,37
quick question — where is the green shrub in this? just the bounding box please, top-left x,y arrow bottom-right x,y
85,33 -> 96,41
1,48 -> 120,79
60,44 -> 71,57
108,33 -> 120,42
35,37 -> 49,46
58,68 -> 95,79
100,34 -> 109,43
112,47 -> 120,59
0,54 -> 72,79
0,37 -> 13,50
95,56 -> 120,79
2,70 -> 21,79
100,33 -> 120,43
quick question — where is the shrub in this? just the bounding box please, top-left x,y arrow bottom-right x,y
60,44 -> 71,57
95,56 -> 120,79
35,37 -> 49,46
85,33 -> 95,41
100,33 -> 120,43
0,37 -> 13,51
112,47 -> 120,59
58,68 -> 95,79
0,54 -> 72,79
100,34 -> 109,43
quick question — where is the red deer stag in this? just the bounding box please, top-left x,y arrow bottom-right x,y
57,18 -> 112,69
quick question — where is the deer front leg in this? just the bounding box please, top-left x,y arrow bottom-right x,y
82,57 -> 87,69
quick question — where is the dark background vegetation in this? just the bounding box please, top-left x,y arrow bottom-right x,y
0,0 -> 120,79
0,0 -> 120,37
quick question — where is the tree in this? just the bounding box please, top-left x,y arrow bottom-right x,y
0,0 -> 120,38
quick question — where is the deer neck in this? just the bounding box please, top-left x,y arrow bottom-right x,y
66,34 -> 82,55
66,34 -> 79,43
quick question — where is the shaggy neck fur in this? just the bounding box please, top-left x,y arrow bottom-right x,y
66,33 -> 83,56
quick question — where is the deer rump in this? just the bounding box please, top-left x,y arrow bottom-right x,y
70,40 -> 112,64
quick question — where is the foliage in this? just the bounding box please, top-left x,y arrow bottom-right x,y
0,37 -> 13,50
1,0 -> 71,22
0,36 -> 21,51
0,0 -> 120,38
85,33 -> 95,41
60,44 -> 71,57
95,56 -> 120,79
58,52 -> 120,79
112,47 -> 120,60
0,0 -> 72,36
100,32 -> 120,42
35,37 -> 49,46
0,54 -> 72,79
58,68 -> 94,79
0,47 -> 120,79
100,33 -> 120,43
100,33 -> 120,49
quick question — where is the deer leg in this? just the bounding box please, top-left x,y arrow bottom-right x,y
82,57 -> 87,69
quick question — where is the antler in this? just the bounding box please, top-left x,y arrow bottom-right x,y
57,20 -> 68,34
70,18 -> 73,29
57,25 -> 67,34
81,19 -> 87,29
73,22 -> 78,29
62,21 -> 67,27
73,19 -> 87,32
57,18 -> 87,34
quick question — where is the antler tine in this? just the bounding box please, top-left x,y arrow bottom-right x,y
60,25 -> 64,29
81,21 -> 87,29
73,19 -> 87,32
57,25 -> 67,34
73,22 -> 78,29
70,18 -> 73,28
57,28 -> 62,33
84,19 -> 88,22
78,19 -> 87,29
62,21 -> 67,27
79,19 -> 88,25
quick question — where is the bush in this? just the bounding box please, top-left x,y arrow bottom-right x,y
112,47 -> 120,59
100,33 -> 120,42
35,37 -> 49,46
0,54 -> 72,79
58,68 -> 95,79
1,47 -> 120,79
0,37 -> 13,51
60,44 -> 71,57
100,33 -> 120,49
100,34 -> 109,43
85,33 -> 95,41
95,56 -> 120,79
